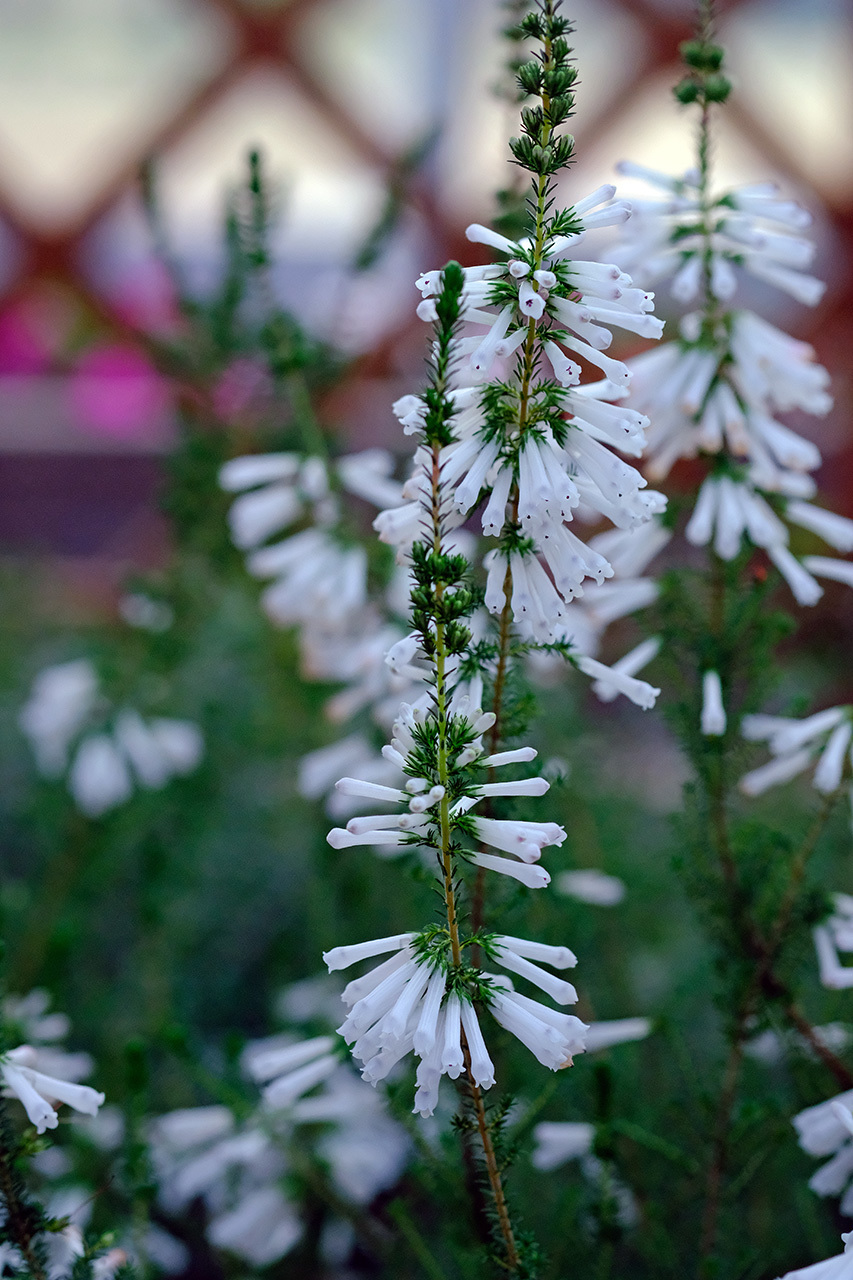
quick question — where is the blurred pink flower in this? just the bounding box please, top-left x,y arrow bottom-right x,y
69,343 -> 170,440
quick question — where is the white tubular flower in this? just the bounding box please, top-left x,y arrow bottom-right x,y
298,734 -> 404,819
487,983 -> 588,1070
68,735 -> 133,817
530,1118 -> 640,1225
208,1187 -> 302,1268
323,935 -> 415,972
575,655 -> 660,710
112,710 -> 203,789
407,194 -> 668,645
301,613 -> 418,730
532,1120 -> 594,1170
66,711 -> 203,819
469,817 -> 566,864
490,936 -> 578,1004
803,557 -> 853,591
814,895 -> 853,990
584,1018 -> 651,1051
325,689 -> 566,874
241,1034 -> 339,1110
788,502 -> 853,552
337,449 -> 404,510
249,529 -> 368,629
3,990 -> 70,1047
150,1106 -> 299,1266
220,453 -> 313,550
590,638 -> 661,705
683,474 -> 839,605
20,661 -> 203,817
325,922 -> 582,1108
740,706 -> 852,798
1,1046 -> 105,1134
18,659 -> 99,776
324,941 -> 495,1110
793,1093 -> 853,1217
614,163 -> 850,600
701,670 -> 727,736
468,853 -> 552,888
291,1069 -> 409,1204
614,168 -> 823,311
556,869 -> 626,905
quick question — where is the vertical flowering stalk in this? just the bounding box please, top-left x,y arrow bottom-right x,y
612,0 -> 853,1264
378,0 -> 666,937
325,262 -> 587,1271
322,11 -> 675,1270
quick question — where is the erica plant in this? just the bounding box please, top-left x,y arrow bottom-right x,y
318,2 -> 670,1270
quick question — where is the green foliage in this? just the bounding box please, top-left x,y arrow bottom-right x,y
674,27 -> 732,107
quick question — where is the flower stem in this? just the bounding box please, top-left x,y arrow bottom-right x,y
766,788 -> 841,957
698,1000 -> 751,1273
463,1043 -> 520,1272
427,399 -> 518,1269
0,1098 -> 48,1280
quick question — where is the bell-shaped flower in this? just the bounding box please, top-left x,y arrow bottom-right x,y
1,1045 -> 105,1134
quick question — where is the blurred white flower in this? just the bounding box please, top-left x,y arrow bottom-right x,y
614,165 -> 853,605
557,869 -> 626,906
20,663 -> 204,817
531,1119 -> 638,1225
793,1093 -> 853,1214
118,593 -> 174,632
815,895 -> 853,990
740,707 -> 852,799
19,659 -> 99,776
701,671 -> 727,737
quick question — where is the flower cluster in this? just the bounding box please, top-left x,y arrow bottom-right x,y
318,258 -> 592,1124
739,707 -> 852,804
377,189 -> 668,666
324,931 -> 586,1116
613,157 -> 852,606
19,659 -> 203,818
813,894 -> 853,991
326,695 -> 565,887
220,450 -> 402,631
793,1092 -> 853,1216
220,446 -> 433,815
1,990 -> 105,1135
149,1032 -> 408,1268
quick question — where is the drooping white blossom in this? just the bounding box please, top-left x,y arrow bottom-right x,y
556,869 -> 626,906
323,932 -> 586,1114
701,670 -> 727,736
387,194 -> 669,686
613,164 -> 851,604
793,1094 -> 853,1216
19,660 -> 204,817
739,707 -> 852,800
814,895 -> 853,990
531,1118 -> 640,1224
19,659 -> 100,776
324,690 -> 568,881
149,1024 -> 408,1268
1,1045 -> 105,1135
